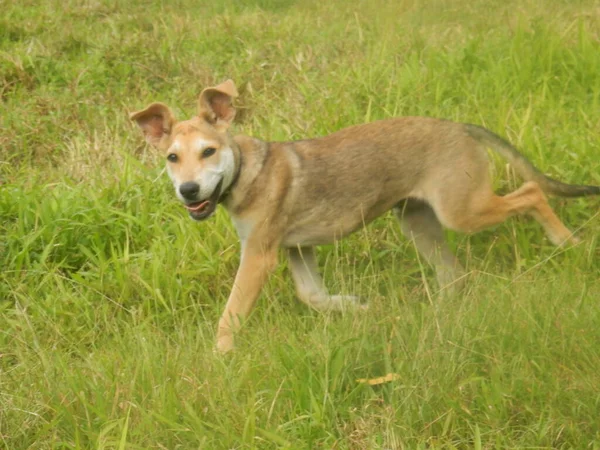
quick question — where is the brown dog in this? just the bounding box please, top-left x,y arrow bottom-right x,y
131,79 -> 599,352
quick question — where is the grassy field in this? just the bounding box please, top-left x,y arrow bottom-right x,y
1,0 -> 600,448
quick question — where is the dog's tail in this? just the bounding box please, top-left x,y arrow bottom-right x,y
465,123 -> 600,198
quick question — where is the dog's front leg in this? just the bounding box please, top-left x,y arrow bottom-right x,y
288,246 -> 364,311
216,244 -> 278,353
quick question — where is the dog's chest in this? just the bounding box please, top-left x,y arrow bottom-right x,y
231,216 -> 254,244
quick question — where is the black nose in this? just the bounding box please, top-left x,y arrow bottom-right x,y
179,182 -> 200,200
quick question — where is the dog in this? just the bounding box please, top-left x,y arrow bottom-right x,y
130,79 -> 599,352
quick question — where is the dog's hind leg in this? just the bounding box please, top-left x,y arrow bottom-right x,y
394,199 -> 466,294
436,181 -> 579,246
288,246 -> 363,311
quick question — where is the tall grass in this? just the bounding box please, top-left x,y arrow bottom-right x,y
1,0 -> 599,448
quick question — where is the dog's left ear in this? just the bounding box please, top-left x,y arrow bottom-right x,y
198,79 -> 239,130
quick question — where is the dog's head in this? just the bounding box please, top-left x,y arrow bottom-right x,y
130,80 -> 239,221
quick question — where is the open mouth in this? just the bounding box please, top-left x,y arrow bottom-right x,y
183,179 -> 223,221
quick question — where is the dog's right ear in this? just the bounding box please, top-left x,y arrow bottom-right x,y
129,102 -> 176,149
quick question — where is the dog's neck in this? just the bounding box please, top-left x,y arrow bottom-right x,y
220,135 -> 270,214
218,145 -> 242,204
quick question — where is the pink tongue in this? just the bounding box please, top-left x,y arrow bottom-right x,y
186,200 -> 209,212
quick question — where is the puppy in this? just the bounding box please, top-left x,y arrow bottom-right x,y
131,80 -> 599,352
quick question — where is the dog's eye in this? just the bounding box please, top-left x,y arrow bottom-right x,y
167,153 -> 178,163
202,147 -> 216,158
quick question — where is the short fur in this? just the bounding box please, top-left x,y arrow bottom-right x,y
131,80 -> 599,352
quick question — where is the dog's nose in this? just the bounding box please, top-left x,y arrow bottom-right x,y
179,182 -> 200,200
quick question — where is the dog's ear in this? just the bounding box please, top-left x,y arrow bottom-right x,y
129,102 -> 176,149
198,79 -> 239,130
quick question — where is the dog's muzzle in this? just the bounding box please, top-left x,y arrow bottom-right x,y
183,178 -> 223,221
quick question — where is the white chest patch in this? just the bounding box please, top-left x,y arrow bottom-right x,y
231,216 -> 254,245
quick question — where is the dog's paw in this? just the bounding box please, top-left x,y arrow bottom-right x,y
215,334 -> 235,354
328,294 -> 368,311
299,293 -> 367,312
550,232 -> 581,247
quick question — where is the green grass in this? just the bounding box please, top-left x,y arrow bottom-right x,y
1,0 -> 600,448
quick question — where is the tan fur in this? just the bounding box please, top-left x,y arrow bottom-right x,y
130,80 -> 599,353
